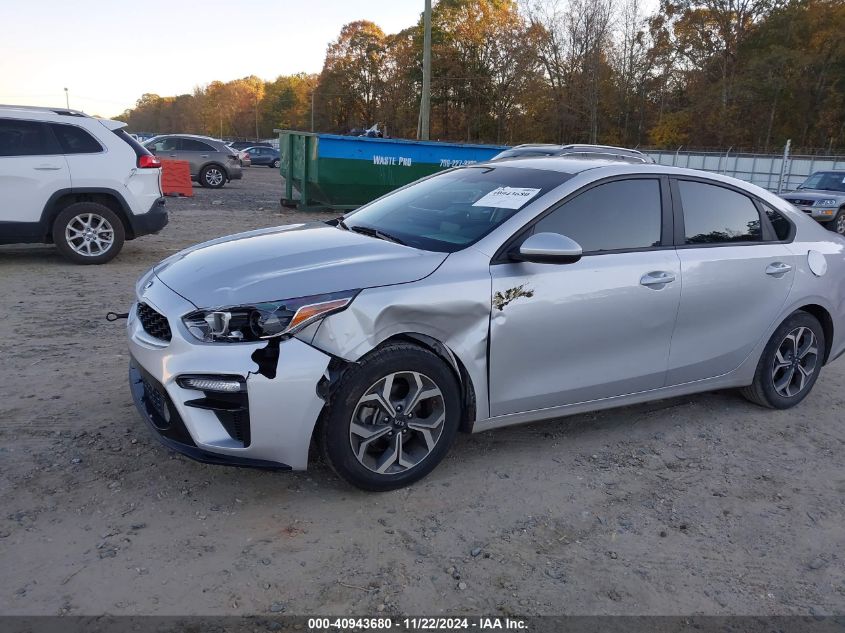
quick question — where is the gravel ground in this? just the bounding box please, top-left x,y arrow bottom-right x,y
1,167 -> 844,617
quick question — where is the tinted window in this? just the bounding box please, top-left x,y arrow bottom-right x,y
679,181 -> 761,244
345,166 -> 572,253
0,119 -> 52,156
51,124 -> 102,154
533,179 -> 662,252
763,204 -> 792,241
181,138 -> 216,152
147,137 -> 180,152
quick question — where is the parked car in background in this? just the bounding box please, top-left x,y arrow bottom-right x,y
229,141 -> 272,151
0,105 -> 167,264
244,145 -> 280,169
144,134 -> 242,189
492,143 -> 654,164
128,157 -> 845,490
236,149 -> 251,168
780,170 -> 845,235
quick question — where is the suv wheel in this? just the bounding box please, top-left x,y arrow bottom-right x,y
740,311 -> 824,409
200,164 -> 226,188
319,343 -> 461,491
53,203 -> 125,264
830,209 -> 845,235
271,159 -> 280,169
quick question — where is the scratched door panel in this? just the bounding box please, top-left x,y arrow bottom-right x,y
488,250 -> 682,417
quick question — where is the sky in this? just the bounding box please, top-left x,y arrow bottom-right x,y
0,0 -> 425,118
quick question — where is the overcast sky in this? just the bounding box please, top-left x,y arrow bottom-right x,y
0,0 -> 425,117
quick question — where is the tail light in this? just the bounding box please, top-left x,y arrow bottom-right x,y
139,154 -> 161,169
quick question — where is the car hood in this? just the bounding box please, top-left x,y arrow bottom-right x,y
782,189 -> 845,201
154,222 -> 448,308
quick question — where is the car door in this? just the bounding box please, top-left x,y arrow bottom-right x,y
665,178 -> 796,385
0,117 -> 70,237
250,147 -> 265,165
488,177 -> 682,417
177,138 -> 217,176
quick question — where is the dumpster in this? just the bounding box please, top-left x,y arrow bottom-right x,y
278,131 -> 507,210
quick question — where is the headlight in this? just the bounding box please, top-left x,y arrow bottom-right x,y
814,199 -> 837,207
182,290 -> 358,343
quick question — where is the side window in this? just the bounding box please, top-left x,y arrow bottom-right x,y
532,179 -> 662,252
762,204 -> 792,241
51,124 -> 103,154
148,137 -> 180,152
181,139 -> 215,152
0,119 -> 53,156
679,180 -> 761,244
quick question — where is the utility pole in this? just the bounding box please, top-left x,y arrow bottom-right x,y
419,0 -> 432,140
64,87 -> 69,110
311,90 -> 315,132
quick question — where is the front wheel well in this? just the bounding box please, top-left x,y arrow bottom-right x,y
796,304 -> 833,364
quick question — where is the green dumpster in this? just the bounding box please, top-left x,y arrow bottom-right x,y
278,130 -> 506,210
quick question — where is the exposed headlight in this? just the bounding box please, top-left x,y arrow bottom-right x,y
814,199 -> 837,207
182,290 -> 359,343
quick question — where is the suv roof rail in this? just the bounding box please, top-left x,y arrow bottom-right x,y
0,104 -> 89,117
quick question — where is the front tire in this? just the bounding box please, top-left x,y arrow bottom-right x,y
740,311 -> 824,409
319,343 -> 461,491
828,209 -> 845,235
53,203 -> 125,264
199,164 -> 226,188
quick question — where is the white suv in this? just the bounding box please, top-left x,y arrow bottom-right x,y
0,105 -> 167,264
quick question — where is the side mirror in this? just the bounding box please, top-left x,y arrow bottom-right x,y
512,232 -> 583,264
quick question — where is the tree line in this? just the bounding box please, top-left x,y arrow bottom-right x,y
117,0 -> 845,153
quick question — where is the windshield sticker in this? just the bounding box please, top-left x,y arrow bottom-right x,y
472,187 -> 542,209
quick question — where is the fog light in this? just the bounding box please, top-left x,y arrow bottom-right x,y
177,375 -> 245,393
820,209 -> 835,215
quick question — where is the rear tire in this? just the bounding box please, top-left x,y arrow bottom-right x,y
271,159 -> 280,169
740,311 -> 824,409
53,203 -> 125,265
319,343 -> 461,491
199,164 -> 226,188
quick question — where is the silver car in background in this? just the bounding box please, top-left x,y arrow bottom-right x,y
780,170 -> 845,235
127,158 -> 845,490
144,134 -> 242,189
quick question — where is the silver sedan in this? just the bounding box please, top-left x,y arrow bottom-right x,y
127,158 -> 845,490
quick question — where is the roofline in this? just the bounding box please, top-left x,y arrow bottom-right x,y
0,104 -> 90,117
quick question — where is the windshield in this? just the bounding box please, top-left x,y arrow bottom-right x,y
799,171 -> 845,192
343,166 -> 572,253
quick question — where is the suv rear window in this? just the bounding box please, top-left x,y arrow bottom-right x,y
51,123 -> 102,154
113,129 -> 155,162
0,119 -> 54,156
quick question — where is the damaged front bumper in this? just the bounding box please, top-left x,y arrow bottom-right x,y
127,277 -> 331,470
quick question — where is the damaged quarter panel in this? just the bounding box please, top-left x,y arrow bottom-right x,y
306,246 -> 494,421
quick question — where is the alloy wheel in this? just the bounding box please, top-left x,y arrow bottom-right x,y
65,213 -> 115,257
836,212 -> 845,235
771,326 -> 819,397
349,371 -> 445,474
205,167 -> 224,186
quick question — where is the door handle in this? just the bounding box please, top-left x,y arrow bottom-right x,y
765,262 -> 792,276
640,271 -> 676,287
168,153 -> 177,157
33,164 -> 62,170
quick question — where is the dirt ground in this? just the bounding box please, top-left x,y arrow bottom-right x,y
1,167 -> 844,617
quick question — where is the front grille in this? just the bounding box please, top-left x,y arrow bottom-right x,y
785,199 -> 815,207
137,302 -> 172,341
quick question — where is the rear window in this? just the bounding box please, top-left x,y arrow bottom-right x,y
182,139 -> 216,152
51,123 -> 102,154
344,166 -> 572,253
113,129 -> 155,161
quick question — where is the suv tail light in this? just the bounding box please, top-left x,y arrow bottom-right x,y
138,154 -> 161,169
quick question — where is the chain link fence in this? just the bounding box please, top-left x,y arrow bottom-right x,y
643,144 -> 845,193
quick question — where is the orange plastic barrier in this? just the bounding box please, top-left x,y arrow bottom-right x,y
160,159 -> 193,197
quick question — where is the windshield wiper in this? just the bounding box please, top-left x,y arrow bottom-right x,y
347,224 -> 407,246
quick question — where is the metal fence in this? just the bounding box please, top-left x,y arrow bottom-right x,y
644,144 -> 845,193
